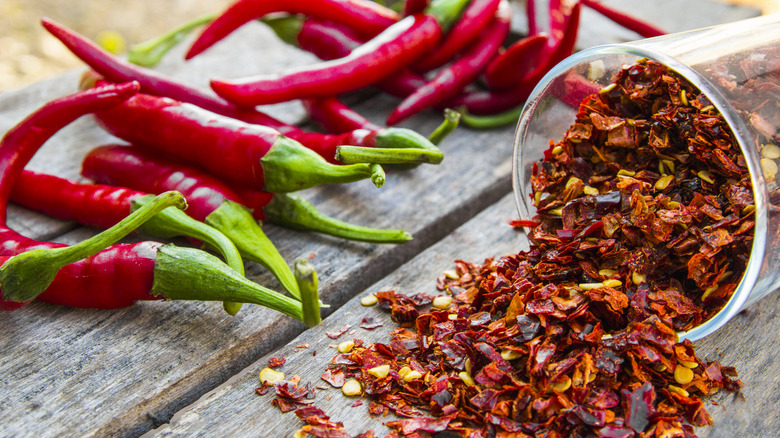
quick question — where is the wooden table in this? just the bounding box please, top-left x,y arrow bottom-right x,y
1,2 -> 775,437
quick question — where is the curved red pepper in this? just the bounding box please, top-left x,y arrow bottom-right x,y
387,1 -> 513,125
44,19 -> 437,166
92,92 -> 375,191
210,13 -> 443,106
483,33 -> 550,89
412,0 -> 502,73
303,97 -> 381,134
185,0 -> 399,59
580,0 -> 665,38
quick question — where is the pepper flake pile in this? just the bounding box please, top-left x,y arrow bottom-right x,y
269,60 -> 749,437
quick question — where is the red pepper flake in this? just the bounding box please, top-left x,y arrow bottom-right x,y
268,356 -> 286,368
326,325 -> 352,339
359,317 -> 383,330
351,400 -> 363,408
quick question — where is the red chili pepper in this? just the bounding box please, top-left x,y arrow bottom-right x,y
0,86 -> 319,324
412,0 -> 502,73
302,97 -> 381,134
273,16 -> 427,98
91,91 -> 380,191
387,1 -> 513,125
12,170 -> 250,314
185,0 -> 400,59
580,0 -> 666,38
209,0 -> 471,106
43,19 -> 438,166
544,0 -> 582,69
0,84 -> 320,320
447,77 -> 537,115
403,0 -> 430,16
82,144 -> 413,244
483,33 -> 550,89
526,0 -> 539,35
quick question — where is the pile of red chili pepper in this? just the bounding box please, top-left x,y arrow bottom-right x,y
271,60 -> 751,437
125,0 -> 665,129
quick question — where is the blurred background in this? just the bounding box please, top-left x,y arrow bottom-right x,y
0,0 -> 777,92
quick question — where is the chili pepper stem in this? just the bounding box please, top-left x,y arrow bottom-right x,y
131,194 -> 245,315
150,245 -> 304,322
205,200 -> 300,300
459,105 -> 524,129
128,13 -> 217,67
0,191 -> 186,304
294,258 -> 322,327
375,127 -> 442,152
428,108 -> 461,145
264,193 -> 412,244
426,0 -> 472,32
336,146 -> 443,165
262,136 -> 376,192
262,15 -> 305,46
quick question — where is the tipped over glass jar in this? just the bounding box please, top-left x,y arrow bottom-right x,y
512,14 -> 780,341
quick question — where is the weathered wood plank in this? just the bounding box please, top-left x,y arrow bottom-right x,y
149,193 -> 780,437
0,2 -> 762,437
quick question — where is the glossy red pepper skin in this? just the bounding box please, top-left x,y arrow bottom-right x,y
412,0 -> 502,73
93,93 -> 281,188
387,1 -> 512,124
303,98 -> 380,134
81,145 -> 256,221
0,83 -> 169,310
186,0 -> 399,59
295,18 -> 426,98
45,20 -> 427,165
12,171 -> 144,229
447,80 -> 537,115
580,0 -> 665,38
483,33 -> 550,89
210,14 -> 442,106
403,0 -> 430,16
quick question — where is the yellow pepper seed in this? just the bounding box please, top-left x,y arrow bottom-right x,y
697,170 -> 715,184
403,370 -> 423,382
549,207 -> 563,216
360,294 -> 378,306
668,384 -> 689,397
617,169 -> 635,177
565,177 -> 582,189
398,366 -> 411,377
654,364 -> 667,372
338,340 -> 355,354
465,358 -> 473,374
342,379 -> 362,396
443,269 -> 459,280
762,143 -> 780,159
367,365 -> 390,379
680,89 -> 688,106
701,284 -> 719,301
432,295 -> 453,309
654,174 -> 675,191
459,371 -> 475,386
674,365 -> 694,385
578,282 -> 603,291
552,145 -> 564,155
500,349 -> 523,360
602,279 -> 622,289
447,313 -> 458,320
632,272 -> 647,285
662,159 -> 676,174
259,368 -> 285,385
583,186 -> 599,196
549,376 -> 572,393
761,158 -> 778,180
678,359 -> 698,369
293,429 -> 306,438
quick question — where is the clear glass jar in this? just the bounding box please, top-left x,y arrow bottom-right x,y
512,14 -> 780,341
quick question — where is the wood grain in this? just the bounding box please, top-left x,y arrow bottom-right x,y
0,1 -> 764,437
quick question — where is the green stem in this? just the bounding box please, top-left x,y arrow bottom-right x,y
336,146 -> 443,165
151,245 -> 304,321
370,163 -> 385,188
460,105 -> 524,129
264,193 -> 412,244
131,194 -> 245,315
261,136 -> 375,192
426,0 -> 472,32
375,127 -> 441,152
262,15 -> 304,47
128,13 -> 217,67
205,201 -> 299,300
294,259 -> 322,327
0,191 -> 186,303
428,108 -> 461,145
